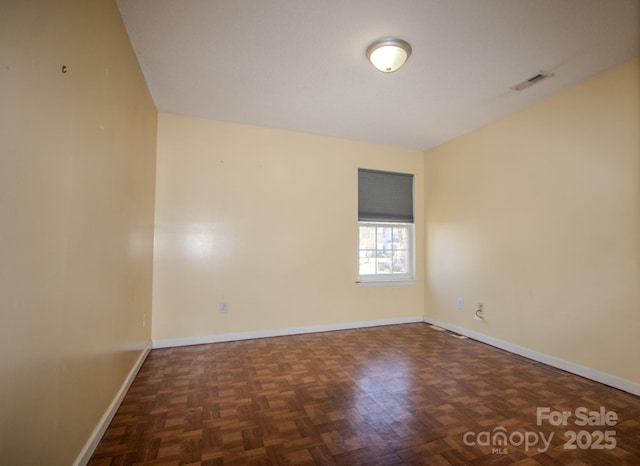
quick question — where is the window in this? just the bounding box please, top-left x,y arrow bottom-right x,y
358,169 -> 415,283
358,222 -> 414,280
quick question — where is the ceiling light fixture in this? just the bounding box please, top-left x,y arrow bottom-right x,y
366,38 -> 412,73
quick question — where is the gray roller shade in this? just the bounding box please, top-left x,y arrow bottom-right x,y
358,168 -> 414,223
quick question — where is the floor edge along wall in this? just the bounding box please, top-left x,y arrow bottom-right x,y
151,317 -> 638,396
422,317 -> 639,397
74,344 -> 152,466
78,316 -> 639,464
151,316 -> 425,349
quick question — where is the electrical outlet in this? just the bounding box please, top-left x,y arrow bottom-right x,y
456,297 -> 464,310
219,302 -> 229,314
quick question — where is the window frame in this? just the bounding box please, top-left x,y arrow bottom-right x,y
357,221 -> 416,285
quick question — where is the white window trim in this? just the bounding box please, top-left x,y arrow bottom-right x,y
356,279 -> 417,287
357,221 -> 415,285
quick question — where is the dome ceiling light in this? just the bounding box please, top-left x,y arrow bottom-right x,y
366,38 -> 412,73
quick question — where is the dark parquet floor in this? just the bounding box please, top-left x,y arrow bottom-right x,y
89,323 -> 640,465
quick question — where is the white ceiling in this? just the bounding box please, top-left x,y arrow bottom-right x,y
117,0 -> 639,150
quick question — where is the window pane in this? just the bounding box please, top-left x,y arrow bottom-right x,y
392,250 -> 407,273
359,226 -> 374,275
376,254 -> 392,274
359,226 -> 376,250
359,250 -> 376,275
393,227 -> 407,249
376,227 -> 392,256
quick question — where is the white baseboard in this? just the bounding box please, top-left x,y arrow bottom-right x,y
423,316 -> 639,397
152,316 -> 424,349
73,343 -> 151,466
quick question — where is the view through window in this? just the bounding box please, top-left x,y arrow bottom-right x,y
358,222 -> 413,280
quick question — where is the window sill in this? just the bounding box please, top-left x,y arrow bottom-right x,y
356,279 -> 416,287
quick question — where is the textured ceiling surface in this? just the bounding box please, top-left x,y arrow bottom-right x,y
117,0 -> 639,150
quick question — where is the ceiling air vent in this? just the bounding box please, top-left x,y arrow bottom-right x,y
512,71 -> 554,91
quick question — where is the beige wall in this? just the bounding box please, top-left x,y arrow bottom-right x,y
0,1 -> 157,464
153,114 -> 424,341
424,59 -> 639,384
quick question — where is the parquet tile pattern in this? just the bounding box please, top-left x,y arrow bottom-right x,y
89,323 -> 640,465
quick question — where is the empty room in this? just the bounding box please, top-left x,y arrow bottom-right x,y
1,0 -> 639,464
